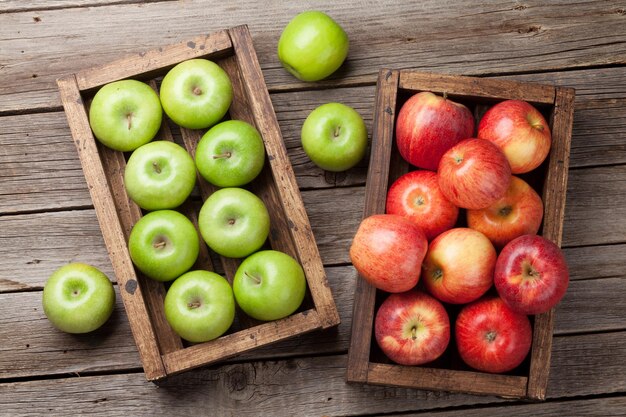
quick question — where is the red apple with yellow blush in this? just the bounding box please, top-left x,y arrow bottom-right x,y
467,176 -> 543,249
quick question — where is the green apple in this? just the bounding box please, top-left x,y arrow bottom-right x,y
42,263 -> 115,334
89,79 -> 162,152
159,59 -> 233,129
301,102 -> 368,171
124,140 -> 196,211
164,270 -> 235,343
195,120 -> 265,187
233,250 -> 306,321
278,11 -> 349,82
198,188 -> 270,258
128,210 -> 200,282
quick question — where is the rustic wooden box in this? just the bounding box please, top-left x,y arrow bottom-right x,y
57,25 -> 340,381
346,70 -> 574,400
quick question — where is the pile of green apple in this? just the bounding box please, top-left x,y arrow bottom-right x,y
43,10 -> 366,343
43,57 -> 308,341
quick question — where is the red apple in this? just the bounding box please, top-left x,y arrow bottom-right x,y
467,176 -> 543,249
438,138 -> 512,210
350,214 -> 428,293
386,170 -> 459,241
375,291 -> 450,365
456,296 -> 532,373
422,228 -> 496,304
478,100 -> 551,174
495,235 -> 569,314
396,92 -> 475,171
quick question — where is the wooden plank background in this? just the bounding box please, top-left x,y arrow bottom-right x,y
1,0 -> 625,415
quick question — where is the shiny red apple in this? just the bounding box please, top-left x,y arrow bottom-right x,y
467,176 -> 543,249
478,100 -> 551,174
350,214 -> 428,293
396,92 -> 475,171
422,228 -> 496,304
438,138 -> 512,210
495,235 -> 569,314
456,296 -> 532,373
375,291 -> 450,365
386,170 -> 459,241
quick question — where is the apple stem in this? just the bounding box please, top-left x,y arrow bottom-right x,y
443,91 -> 448,101
411,326 -> 417,340
153,241 -> 166,249
333,125 -> 341,138
152,161 -> 162,174
126,113 -> 133,130
486,330 -> 497,343
187,301 -> 202,309
244,271 -> 261,285
212,152 -> 232,159
192,86 -> 202,96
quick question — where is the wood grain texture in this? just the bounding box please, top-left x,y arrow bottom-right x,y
162,310 -> 322,376
0,266 -> 354,380
0,0 -> 171,13
399,71 -> 555,103
527,86 -> 575,400
2,186 -> 625,293
399,396 -> 626,417
2,1 -> 626,112
0,186 -> 364,292
0,287 -> 141,379
366,364 -> 527,398
1,271 -> 623,380
56,75 -> 165,380
75,29 -> 232,91
562,165 -> 626,247
2,66 -> 624,215
1,331 -> 625,416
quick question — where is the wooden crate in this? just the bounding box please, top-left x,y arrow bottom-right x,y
346,70 -> 575,400
56,25 -> 340,381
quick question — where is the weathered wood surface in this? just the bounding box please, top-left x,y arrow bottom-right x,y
2,267 -> 624,380
0,0 -> 171,13
1,1 -> 626,113
1,67 -> 624,215
399,396 -> 626,417
0,331 -> 625,416
2,194 -> 626,292
2,0 -> 626,415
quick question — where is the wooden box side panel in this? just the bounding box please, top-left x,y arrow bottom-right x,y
346,69 -> 400,383
527,86 -> 575,400
228,26 -> 339,329
367,363 -> 528,398
398,71 -> 556,104
75,30 -> 233,91
98,142 -> 183,357
161,310 -> 322,375
56,75 -> 166,381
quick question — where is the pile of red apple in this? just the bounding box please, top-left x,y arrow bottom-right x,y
350,92 -> 570,373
